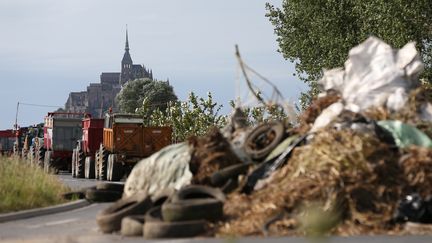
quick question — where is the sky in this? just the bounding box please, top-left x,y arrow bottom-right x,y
0,0 -> 307,130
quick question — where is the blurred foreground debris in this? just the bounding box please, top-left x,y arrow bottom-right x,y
97,37 -> 432,238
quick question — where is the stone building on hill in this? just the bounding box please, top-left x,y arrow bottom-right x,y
64,30 -> 153,118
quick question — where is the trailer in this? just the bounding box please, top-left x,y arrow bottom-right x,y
96,113 -> 172,181
72,117 -> 104,179
0,130 -> 16,156
41,112 -> 85,173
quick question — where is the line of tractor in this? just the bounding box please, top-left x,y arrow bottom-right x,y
1,112 -> 172,181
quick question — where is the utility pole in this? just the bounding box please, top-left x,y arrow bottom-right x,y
14,102 -> 19,131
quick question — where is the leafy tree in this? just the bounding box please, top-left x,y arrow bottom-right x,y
266,0 -> 432,108
228,100 -> 289,126
137,92 -> 227,142
116,78 -> 178,114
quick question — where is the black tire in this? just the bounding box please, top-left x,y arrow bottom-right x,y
108,154 -> 123,182
94,151 -> 100,179
151,188 -> 176,207
37,147 -> 46,168
120,215 -> 145,237
96,182 -> 124,193
76,147 -> 85,178
43,151 -> 52,173
210,163 -> 251,187
144,206 -> 207,239
71,149 -> 77,178
244,121 -> 285,160
107,154 -> 112,181
171,185 -> 226,203
62,191 -> 86,200
99,144 -> 108,180
85,156 -> 95,179
85,188 -> 122,203
162,198 -> 223,222
96,192 -> 152,233
29,145 -> 36,165
221,178 -> 239,194
21,148 -> 27,160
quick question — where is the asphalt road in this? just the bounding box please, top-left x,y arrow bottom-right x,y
0,174 -> 431,242
57,172 -> 124,191
0,204 -> 430,243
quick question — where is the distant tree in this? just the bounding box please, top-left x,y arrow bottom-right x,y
116,78 -> 178,114
137,92 -> 227,142
266,0 -> 432,108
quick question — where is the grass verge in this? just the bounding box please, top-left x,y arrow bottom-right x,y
0,156 -> 69,214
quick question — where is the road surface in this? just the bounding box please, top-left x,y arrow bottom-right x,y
0,203 -> 430,243
0,174 -> 430,242
57,172 -> 124,191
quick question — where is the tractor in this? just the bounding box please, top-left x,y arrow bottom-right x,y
96,113 -> 172,181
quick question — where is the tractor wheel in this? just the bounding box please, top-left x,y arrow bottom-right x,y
21,148 -> 27,160
85,156 -> 95,179
99,144 -> 109,181
107,154 -> 112,181
29,145 -> 36,165
76,147 -> 85,178
13,143 -> 19,157
71,149 -> 77,177
107,154 -> 123,182
37,147 -> 46,168
44,151 -> 52,173
94,151 -> 100,180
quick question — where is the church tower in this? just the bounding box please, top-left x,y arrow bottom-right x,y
120,28 -> 133,85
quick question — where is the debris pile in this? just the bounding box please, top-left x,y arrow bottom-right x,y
217,37 -> 432,236
95,37 -> 432,238
188,127 -> 242,185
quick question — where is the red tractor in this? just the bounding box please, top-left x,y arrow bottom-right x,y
13,126 -> 29,157
72,116 -> 104,179
40,112 -> 86,173
0,129 -> 16,156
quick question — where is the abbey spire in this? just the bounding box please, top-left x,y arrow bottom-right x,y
125,28 -> 130,51
121,28 -> 133,65
120,27 -> 133,85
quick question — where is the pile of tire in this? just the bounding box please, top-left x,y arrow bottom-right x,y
210,162 -> 252,193
244,121 -> 286,161
96,185 -> 226,239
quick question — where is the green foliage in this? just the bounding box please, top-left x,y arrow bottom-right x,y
266,0 -> 432,108
228,100 -> 288,125
137,92 -> 227,142
136,91 -> 290,142
116,78 -> 178,114
0,156 -> 68,213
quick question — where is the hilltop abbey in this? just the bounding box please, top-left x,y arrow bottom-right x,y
64,30 -> 153,117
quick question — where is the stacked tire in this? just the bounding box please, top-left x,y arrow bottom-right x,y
144,185 -> 225,239
85,183 -> 124,202
96,185 -> 226,239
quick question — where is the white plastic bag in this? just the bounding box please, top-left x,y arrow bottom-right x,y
311,37 -> 424,132
124,142 -> 193,197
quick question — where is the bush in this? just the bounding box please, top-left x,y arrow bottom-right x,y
137,92 -> 228,142
0,156 -> 69,213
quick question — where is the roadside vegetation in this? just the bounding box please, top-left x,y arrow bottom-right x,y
136,92 -> 289,142
0,156 -> 69,213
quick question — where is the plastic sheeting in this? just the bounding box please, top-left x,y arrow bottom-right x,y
124,142 -> 193,198
311,37 -> 424,132
377,120 -> 432,148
